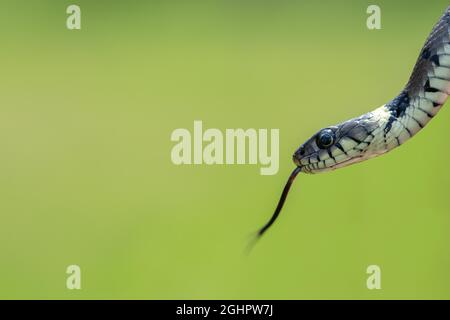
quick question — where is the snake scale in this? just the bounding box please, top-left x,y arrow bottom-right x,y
254,7 -> 450,242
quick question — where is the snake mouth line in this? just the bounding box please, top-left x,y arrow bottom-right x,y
301,155 -> 369,173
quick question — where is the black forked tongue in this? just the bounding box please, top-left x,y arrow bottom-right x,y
246,166 -> 302,253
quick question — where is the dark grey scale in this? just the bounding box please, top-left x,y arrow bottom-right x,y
358,120 -> 375,136
383,114 -> 399,135
336,113 -> 378,142
386,91 -> 410,119
422,48 -> 431,59
430,54 -> 441,66
424,79 -> 440,92
383,92 -> 410,143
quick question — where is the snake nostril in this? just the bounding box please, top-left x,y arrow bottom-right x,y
298,147 -> 305,156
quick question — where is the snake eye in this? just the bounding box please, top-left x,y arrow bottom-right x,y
316,129 -> 335,149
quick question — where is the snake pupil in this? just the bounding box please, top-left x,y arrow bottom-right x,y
316,129 -> 335,149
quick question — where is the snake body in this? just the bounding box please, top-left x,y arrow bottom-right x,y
254,7 -> 450,242
295,7 -> 450,174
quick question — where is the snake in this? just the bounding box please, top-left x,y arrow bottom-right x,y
254,7 -> 450,242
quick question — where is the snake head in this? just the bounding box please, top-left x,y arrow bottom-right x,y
293,110 -> 387,174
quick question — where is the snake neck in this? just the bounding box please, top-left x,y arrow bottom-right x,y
371,87 -> 448,155
373,9 -> 450,154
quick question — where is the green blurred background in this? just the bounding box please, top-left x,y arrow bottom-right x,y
0,0 -> 449,299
